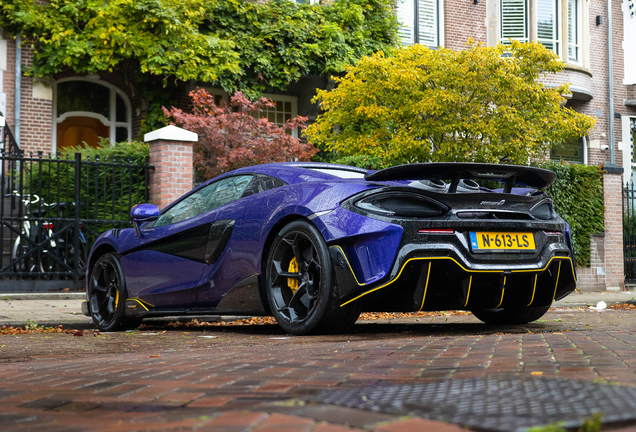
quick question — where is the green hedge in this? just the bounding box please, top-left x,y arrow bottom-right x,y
535,161 -> 604,268
333,156 -> 604,267
25,139 -> 150,225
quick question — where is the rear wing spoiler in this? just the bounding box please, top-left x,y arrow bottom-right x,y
365,163 -> 556,193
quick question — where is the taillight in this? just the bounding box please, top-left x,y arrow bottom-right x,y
43,223 -> 54,230
419,229 -> 454,234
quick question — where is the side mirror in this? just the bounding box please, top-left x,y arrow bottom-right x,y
130,204 -> 159,236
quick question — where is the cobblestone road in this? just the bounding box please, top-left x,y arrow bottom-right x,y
3,308 -> 636,431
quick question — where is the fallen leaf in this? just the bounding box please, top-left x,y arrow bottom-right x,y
531,371 -> 543,376
149,355 -> 161,358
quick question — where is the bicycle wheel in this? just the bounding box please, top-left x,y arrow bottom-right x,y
12,229 -> 33,273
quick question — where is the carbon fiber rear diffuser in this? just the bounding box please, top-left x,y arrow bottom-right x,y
308,375 -> 636,431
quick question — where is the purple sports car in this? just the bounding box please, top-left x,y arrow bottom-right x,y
81,162 -> 576,334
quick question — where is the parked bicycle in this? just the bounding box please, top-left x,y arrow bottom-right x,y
11,192 -> 56,273
10,191 -> 87,275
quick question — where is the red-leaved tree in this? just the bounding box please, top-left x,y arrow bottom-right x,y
164,89 -> 316,180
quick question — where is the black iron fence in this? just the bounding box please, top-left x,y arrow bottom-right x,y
1,126 -> 153,283
624,181 -> 636,284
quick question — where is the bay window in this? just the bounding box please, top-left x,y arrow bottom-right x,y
499,0 -> 585,64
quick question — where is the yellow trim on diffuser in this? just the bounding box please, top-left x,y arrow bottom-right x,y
527,274 -> 538,306
552,261 -> 562,301
495,277 -> 506,308
338,255 -> 575,308
463,275 -> 473,308
419,262 -> 432,311
339,256 -> 504,307
329,245 -> 365,286
512,256 -> 576,283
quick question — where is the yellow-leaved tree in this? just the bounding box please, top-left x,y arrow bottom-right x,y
305,41 -> 596,166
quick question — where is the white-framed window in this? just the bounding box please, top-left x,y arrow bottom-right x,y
500,0 -> 561,55
500,0 -> 529,43
203,88 -> 299,137
258,94 -> 299,137
537,0 -> 560,54
567,0 -> 581,62
397,0 -> 441,47
52,77 -> 132,152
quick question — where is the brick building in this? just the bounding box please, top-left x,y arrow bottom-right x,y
398,0 -> 636,290
0,0 -> 635,290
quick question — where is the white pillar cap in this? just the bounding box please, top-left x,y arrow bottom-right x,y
144,125 -> 198,143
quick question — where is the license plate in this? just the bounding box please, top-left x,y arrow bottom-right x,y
469,232 -> 535,252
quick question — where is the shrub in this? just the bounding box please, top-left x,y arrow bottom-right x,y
24,139 -> 150,225
306,41 -> 596,166
164,88 -> 317,181
536,161 -> 604,268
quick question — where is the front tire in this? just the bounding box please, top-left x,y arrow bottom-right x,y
265,220 -> 360,335
471,306 -> 550,325
88,253 -> 137,331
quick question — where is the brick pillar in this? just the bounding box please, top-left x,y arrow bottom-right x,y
602,167 -> 625,291
144,125 -> 197,210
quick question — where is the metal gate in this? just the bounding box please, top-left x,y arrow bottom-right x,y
1,122 -> 153,284
624,181 -> 636,284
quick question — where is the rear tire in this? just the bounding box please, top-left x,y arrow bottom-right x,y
471,306 -> 550,325
265,220 -> 361,335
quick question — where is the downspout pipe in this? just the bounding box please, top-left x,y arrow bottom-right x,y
608,0 -> 614,164
14,32 -> 20,146
604,0 -> 623,172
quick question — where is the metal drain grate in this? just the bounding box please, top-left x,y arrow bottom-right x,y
308,375 -> 636,431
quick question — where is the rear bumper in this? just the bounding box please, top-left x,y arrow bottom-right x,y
330,229 -> 576,312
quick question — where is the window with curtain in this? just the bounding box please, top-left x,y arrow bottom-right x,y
397,0 -> 439,47
568,0 -> 580,62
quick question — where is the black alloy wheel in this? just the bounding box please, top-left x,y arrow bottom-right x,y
88,253 -> 136,331
266,220 -> 360,335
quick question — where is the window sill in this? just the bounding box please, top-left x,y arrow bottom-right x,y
564,63 -> 592,77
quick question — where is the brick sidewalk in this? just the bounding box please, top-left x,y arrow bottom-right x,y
2,309 -> 636,431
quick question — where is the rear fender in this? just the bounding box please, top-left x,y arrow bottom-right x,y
312,207 -> 403,294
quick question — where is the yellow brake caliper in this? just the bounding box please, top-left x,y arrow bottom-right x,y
288,257 -> 299,293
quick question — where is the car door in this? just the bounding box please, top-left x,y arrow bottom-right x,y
197,174 -> 287,309
118,178 -> 246,309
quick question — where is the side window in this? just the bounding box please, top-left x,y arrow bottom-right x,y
206,175 -> 252,211
260,175 -> 287,191
154,175 -> 252,227
241,174 -> 287,199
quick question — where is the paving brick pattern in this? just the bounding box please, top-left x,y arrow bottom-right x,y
2,310 -> 636,430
